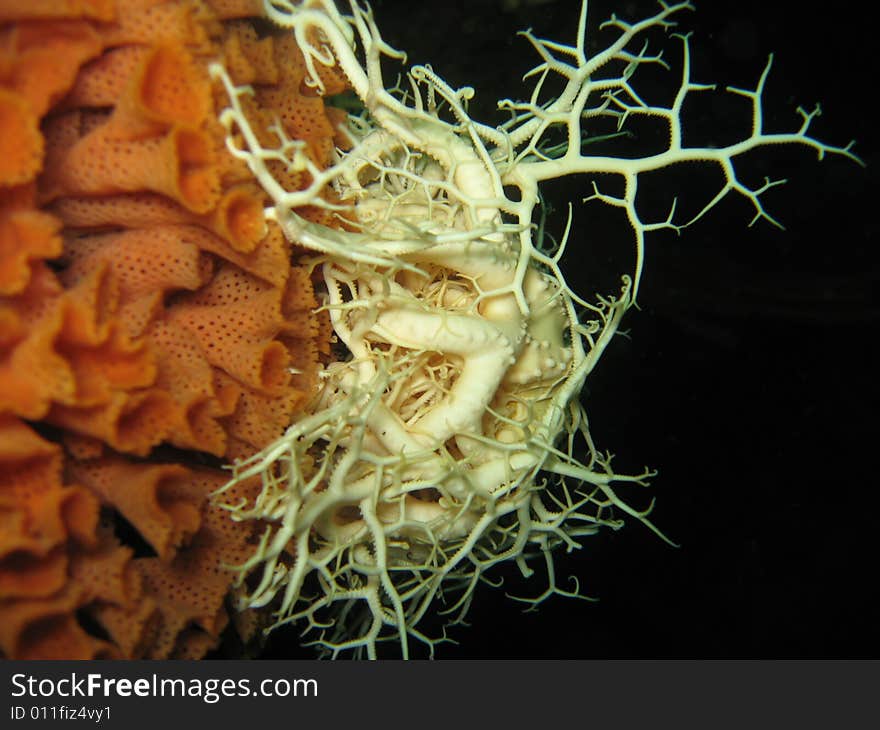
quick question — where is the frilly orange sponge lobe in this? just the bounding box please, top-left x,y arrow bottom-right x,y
1,0 -> 342,658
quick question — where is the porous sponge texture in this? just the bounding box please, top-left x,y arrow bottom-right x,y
1,0 -> 342,658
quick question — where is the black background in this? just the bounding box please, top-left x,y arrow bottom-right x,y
260,0 -> 878,659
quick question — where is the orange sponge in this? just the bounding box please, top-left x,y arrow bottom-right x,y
42,114 -> 221,214
70,459 -> 202,562
0,89 -> 43,186
0,1 -> 114,23
1,0 -> 346,660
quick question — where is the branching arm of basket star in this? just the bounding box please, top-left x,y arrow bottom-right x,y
208,0 -> 862,659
